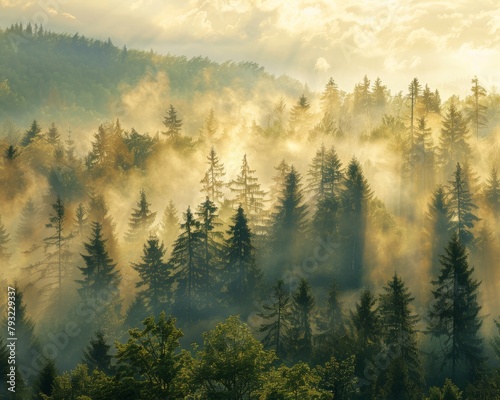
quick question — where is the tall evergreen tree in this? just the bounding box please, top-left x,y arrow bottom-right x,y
224,206 -> 261,310
448,163 -> 479,247
269,159 -> 291,207
162,104 -> 183,138
484,166 -> 500,216
73,202 -> 87,239
16,197 -> 40,246
466,76 -> 487,140
132,236 -> 171,316
288,279 -> 315,363
349,289 -> 381,398
33,360 -> 57,400
269,166 -> 308,278
353,75 -> 372,116
438,104 -> 471,176
307,144 -> 343,200
408,78 -> 421,147
200,146 -> 226,205
159,200 -> 180,254
200,108 -> 219,140
289,94 -> 312,136
4,144 -> 20,161
339,157 -> 372,288
169,206 -> 203,322
21,119 -> 41,147
45,122 -> 60,146
412,116 -> 435,193
87,191 -> 119,259
259,280 -> 292,359
230,154 -> 265,221
77,222 -> 121,301
428,234 -> 484,381
83,330 -> 113,375
372,77 -> 388,111
125,189 -> 156,243
425,185 -> 453,276
377,274 -> 423,400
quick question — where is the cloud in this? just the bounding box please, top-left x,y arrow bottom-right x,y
314,57 -> 330,72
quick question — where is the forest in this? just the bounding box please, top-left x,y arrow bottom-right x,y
1,23 -> 500,399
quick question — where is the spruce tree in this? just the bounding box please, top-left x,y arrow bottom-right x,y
195,197 -> 223,304
77,222 -> 121,301
169,206 -> 203,322
428,234 -> 484,381
133,236 -> 171,316
4,144 -> 20,161
349,289 -> 381,393
412,116 -> 435,193
125,189 -> 157,243
258,280 -> 292,359
339,157 -> 372,288
289,94 -> 312,136
438,105 -> 471,176
124,296 -> 148,329
162,104 -> 183,138
372,77 -> 387,110
16,197 -> 40,245
288,279 -> 315,363
407,78 -> 421,147
34,360 -> 57,400
45,122 -> 60,146
224,206 -> 261,310
73,202 -> 87,239
269,159 -> 291,207
353,75 -> 372,116
448,163 -> 479,247
307,144 -> 343,200
484,166 -> 500,215
269,166 -> 308,278
159,200 -> 180,254
83,330 -> 113,375
425,185 -> 453,276
466,76 -> 487,140
21,119 -> 41,147
319,78 -> 341,135
200,146 -> 226,205
230,154 -> 265,221
377,274 -> 423,400
87,191 -> 119,259
200,108 -> 219,140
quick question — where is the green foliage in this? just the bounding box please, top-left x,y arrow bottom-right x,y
426,378 -> 463,400
316,355 -> 358,400
288,279 -> 315,363
125,189 -> 157,243
115,312 -> 184,399
195,315 -> 275,399
83,331 -> 113,375
428,234 -> 484,381
201,146 -> 226,205
34,360 -> 57,400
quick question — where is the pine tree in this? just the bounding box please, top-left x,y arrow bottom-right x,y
195,197 -> 223,304
159,200 -> 180,254
372,77 -> 388,111
349,289 -> 381,396
133,236 -> 171,316
87,191 -> 119,259
408,78 -> 421,147
428,234 -> 485,381
289,94 -> 312,136
353,75 -> 372,116
258,280 -> 292,359
315,282 -> 346,364
169,206 -> 203,322
412,116 -> 435,193
162,104 -> 183,138
34,360 -> 57,400
484,166 -> 500,215
319,78 -> 341,135
27,196 -> 73,305
125,296 -> 149,329
230,154 -> 265,221
200,108 -> 219,140
125,189 -> 156,243
16,198 -> 40,246
307,144 -> 343,200
448,163 -> 479,247
73,202 -> 87,239
21,119 -> 41,147
200,146 -> 226,204
45,122 -> 61,146
83,330 -> 113,375
0,215 -> 11,261
269,166 -> 308,278
425,186 -> 453,276
466,76 -> 487,140
377,274 -> 423,400
77,222 -> 121,301
269,159 -> 291,207
288,279 -> 315,363
224,206 -> 261,310
438,105 -> 471,176
4,144 -> 20,161
339,157 -> 372,288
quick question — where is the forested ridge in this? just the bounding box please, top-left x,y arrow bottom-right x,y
1,24 -> 500,399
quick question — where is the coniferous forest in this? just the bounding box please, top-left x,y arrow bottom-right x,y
1,23 -> 500,399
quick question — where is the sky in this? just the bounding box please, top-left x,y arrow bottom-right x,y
1,0 -> 500,97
